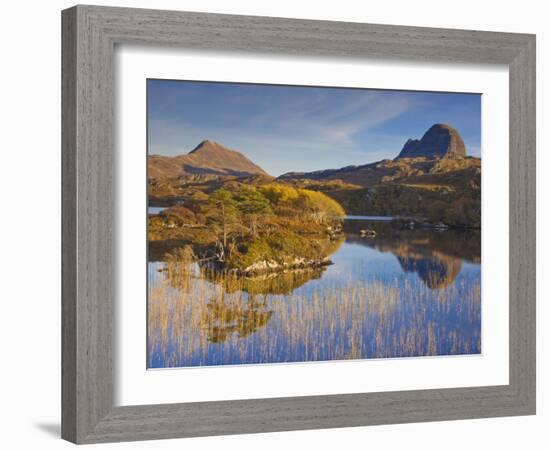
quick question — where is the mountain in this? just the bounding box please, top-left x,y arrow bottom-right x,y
148,140 -> 268,179
396,123 -> 466,159
279,124 -> 475,187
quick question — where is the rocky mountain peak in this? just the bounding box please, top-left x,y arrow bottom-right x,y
396,124 -> 467,160
189,139 -> 223,154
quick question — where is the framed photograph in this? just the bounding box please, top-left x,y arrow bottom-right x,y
62,5 -> 536,444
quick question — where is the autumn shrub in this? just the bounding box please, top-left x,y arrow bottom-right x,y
149,179 -> 347,268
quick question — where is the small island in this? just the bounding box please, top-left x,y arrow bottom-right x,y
149,173 -> 345,276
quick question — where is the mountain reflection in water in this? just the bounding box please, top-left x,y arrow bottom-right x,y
343,219 -> 480,290
147,218 -> 481,367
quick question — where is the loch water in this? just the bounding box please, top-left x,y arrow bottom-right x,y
147,216 -> 481,368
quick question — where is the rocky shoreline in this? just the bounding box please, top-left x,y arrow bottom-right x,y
203,256 -> 333,278
390,217 -> 480,231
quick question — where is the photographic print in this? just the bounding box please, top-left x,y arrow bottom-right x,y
147,80 -> 481,368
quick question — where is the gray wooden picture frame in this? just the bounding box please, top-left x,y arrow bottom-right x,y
61,4 -> 536,444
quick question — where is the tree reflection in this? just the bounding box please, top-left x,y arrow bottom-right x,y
202,267 -> 325,296
202,296 -> 273,343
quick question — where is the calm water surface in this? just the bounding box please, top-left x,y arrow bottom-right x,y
147,217 -> 481,368
148,206 -> 166,215
345,215 -> 395,221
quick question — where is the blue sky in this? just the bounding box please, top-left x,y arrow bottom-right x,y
147,79 -> 481,176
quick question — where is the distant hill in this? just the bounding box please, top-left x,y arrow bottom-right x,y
148,140 -> 268,179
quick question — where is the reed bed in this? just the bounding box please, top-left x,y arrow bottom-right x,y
147,260 -> 481,368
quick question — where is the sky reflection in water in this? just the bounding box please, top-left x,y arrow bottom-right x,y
147,220 -> 481,368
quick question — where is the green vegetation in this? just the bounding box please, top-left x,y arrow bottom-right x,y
286,157 -> 481,228
148,179 -> 345,273
325,183 -> 480,228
